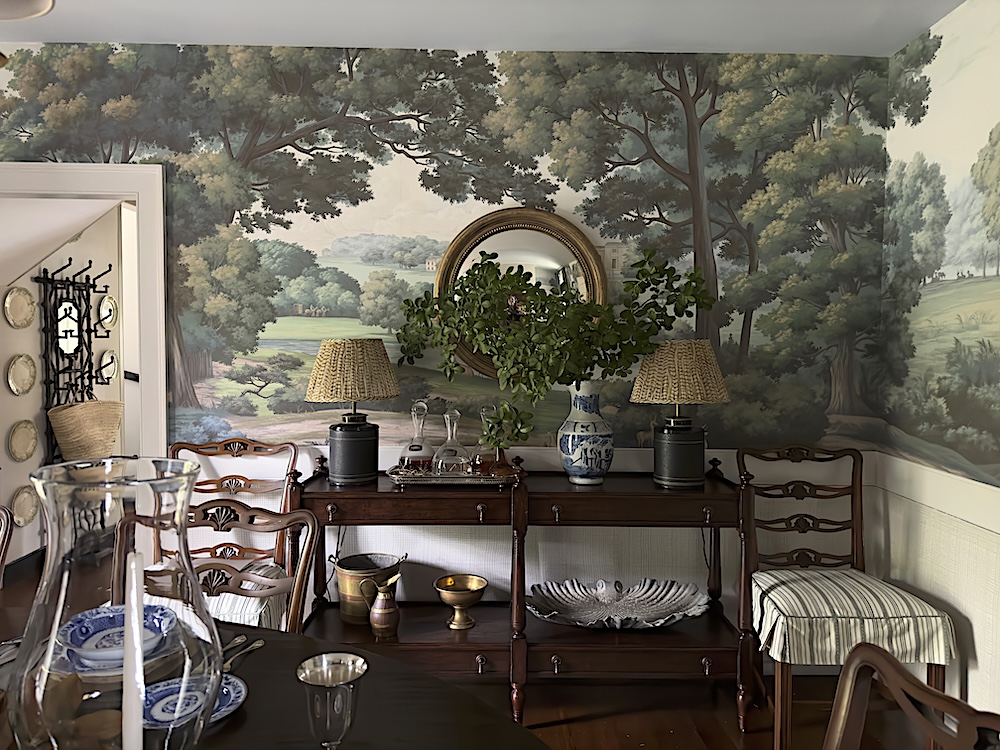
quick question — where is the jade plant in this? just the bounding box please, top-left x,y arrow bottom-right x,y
396,249 -> 713,445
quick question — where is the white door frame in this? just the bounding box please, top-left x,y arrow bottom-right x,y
0,162 -> 167,456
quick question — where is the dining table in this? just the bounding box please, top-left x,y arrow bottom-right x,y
0,621 -> 547,750
203,623 -> 548,749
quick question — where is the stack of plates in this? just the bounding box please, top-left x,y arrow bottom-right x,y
46,604 -> 247,725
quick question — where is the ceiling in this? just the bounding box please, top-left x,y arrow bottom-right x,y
0,0 -> 966,57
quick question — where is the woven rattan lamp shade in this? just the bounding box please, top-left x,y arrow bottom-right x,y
306,339 -> 400,403
630,340 -> 729,405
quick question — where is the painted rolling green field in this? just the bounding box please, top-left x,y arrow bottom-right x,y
909,276 -> 1000,377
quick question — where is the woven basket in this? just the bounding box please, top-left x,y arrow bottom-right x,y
47,399 -> 124,460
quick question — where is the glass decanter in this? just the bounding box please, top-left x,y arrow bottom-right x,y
8,457 -> 223,750
472,404 -> 498,474
398,399 -> 435,472
432,408 -> 473,475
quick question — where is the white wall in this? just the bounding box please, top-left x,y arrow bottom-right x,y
870,455 -> 1000,708
0,210 -> 123,563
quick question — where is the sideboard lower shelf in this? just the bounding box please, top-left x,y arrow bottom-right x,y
305,601 -> 512,680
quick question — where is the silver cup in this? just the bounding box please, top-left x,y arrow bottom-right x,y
296,653 -> 368,749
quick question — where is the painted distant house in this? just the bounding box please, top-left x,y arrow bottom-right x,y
426,256 -> 441,272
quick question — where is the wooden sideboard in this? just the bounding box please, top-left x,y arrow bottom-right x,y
292,461 -> 763,729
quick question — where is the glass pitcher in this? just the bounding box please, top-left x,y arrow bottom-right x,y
7,457 -> 223,750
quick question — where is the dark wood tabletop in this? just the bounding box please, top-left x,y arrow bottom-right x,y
205,623 -> 548,749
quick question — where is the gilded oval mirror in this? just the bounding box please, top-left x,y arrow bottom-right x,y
436,207 -> 608,378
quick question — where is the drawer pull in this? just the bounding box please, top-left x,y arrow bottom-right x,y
476,503 -> 487,523
551,654 -> 562,675
326,504 -> 338,523
703,506 -> 712,524
476,654 -> 487,674
702,656 -> 712,676
551,504 -> 562,523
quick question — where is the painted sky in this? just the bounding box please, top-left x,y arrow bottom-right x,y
888,0 -> 1000,191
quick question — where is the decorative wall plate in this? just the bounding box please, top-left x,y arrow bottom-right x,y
3,287 -> 36,329
11,485 -> 39,527
98,350 -> 119,382
526,578 -> 711,630
98,294 -> 119,330
7,353 -> 37,395
7,419 -> 39,462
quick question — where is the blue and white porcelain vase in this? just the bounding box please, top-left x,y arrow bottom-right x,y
557,380 -> 614,485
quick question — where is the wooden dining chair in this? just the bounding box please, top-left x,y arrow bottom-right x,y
168,438 -> 299,561
113,497 -> 319,633
823,642 -> 1000,749
0,505 -> 13,591
738,445 -> 957,750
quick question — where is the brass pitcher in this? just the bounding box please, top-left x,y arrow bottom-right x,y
363,573 -> 401,638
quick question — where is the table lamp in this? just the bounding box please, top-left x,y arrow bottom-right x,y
306,338 -> 400,485
629,339 -> 729,489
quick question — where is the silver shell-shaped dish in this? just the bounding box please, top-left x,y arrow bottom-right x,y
526,578 -> 710,629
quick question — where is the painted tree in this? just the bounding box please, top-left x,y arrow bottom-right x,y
727,36 -> 939,418
0,44 -> 204,162
971,120 -> 1000,272
226,353 -> 305,400
359,270 -> 413,332
886,152 -> 950,284
946,176 -> 996,277
179,224 -> 280,372
489,52 -> 730,347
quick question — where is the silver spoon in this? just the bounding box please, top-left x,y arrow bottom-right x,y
221,634 -> 247,653
222,638 -> 265,673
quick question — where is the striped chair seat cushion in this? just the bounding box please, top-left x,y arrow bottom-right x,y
203,560 -> 288,631
144,560 -> 288,631
752,568 -> 957,666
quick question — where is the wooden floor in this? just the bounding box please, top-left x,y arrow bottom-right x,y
0,568 -> 922,750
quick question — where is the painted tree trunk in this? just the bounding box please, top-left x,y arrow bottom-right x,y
827,336 -> 875,416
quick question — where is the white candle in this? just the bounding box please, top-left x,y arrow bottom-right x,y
122,550 -> 144,750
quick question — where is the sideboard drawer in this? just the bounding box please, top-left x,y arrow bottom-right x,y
526,647 -> 736,678
527,497 -> 737,526
305,496 -> 510,525
389,647 -> 509,678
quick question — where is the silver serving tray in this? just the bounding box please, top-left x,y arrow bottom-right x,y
526,578 -> 710,629
386,466 -> 519,486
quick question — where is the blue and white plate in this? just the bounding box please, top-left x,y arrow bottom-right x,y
58,605 -> 177,663
50,626 -> 183,678
143,674 -> 247,729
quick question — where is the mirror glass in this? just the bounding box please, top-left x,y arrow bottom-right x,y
436,207 -> 607,378
56,299 -> 80,355
455,230 -> 590,298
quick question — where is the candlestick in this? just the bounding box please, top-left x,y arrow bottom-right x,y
123,550 -> 144,750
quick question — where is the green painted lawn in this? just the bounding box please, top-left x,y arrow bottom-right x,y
909,276 -> 1000,376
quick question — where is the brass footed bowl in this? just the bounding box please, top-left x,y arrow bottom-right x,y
433,574 -> 488,630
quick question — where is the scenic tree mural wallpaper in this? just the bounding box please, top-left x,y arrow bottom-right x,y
3,3 -> 1000,487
